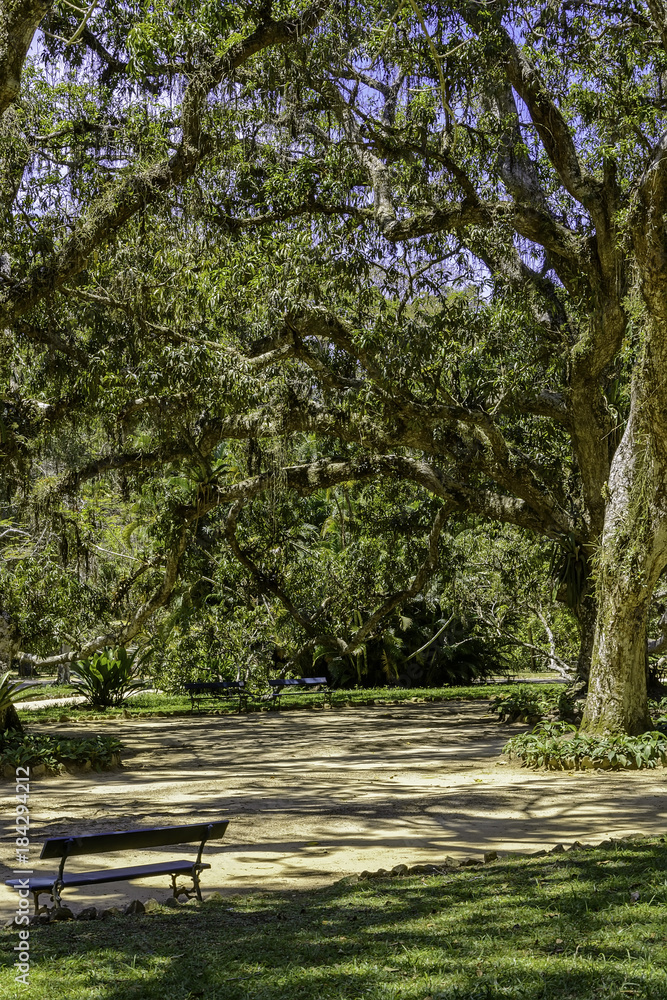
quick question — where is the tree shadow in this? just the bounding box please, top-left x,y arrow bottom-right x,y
2,840 -> 666,999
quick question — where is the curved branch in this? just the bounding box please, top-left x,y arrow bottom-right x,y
0,0 -> 49,116
223,500 -> 321,636
0,2 -> 331,323
461,4 -> 602,215
18,522 -> 190,668
340,503 -> 451,657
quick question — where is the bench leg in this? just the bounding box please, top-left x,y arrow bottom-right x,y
170,872 -> 187,899
192,865 -> 203,902
51,880 -> 64,909
170,871 -> 203,901
32,890 -> 50,915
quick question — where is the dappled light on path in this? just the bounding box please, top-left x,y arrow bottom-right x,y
1,700 -> 666,914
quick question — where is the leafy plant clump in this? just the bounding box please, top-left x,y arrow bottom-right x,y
491,684 -> 580,724
71,647 -> 149,709
504,721 -> 667,770
0,671 -> 40,732
0,731 -> 122,774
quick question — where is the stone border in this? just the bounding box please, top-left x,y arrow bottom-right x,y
1,753 -> 122,781
337,833 -> 662,884
9,835 -> 662,927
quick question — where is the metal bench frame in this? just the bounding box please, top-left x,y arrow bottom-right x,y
184,680 -> 247,713
267,676 -> 332,708
5,820 -> 228,914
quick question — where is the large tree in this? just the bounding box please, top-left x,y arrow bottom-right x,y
4,1 -> 667,734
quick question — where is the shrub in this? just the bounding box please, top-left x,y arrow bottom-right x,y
0,731 -> 122,773
0,671 -> 40,732
71,647 -> 149,708
321,602 -> 511,689
491,684 -> 579,723
504,721 -> 667,770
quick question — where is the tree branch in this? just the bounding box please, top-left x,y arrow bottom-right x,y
0,2 -> 331,323
18,522 -> 190,668
0,0 -> 49,116
340,504 -> 450,656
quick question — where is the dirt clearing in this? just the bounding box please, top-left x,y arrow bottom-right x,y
2,700 -> 666,914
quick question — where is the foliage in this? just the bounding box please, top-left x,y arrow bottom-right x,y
15,683 -> 521,724
323,602 -> 511,689
504,721 -> 667,771
550,534 -> 592,612
491,685 -> 580,724
0,671 -> 39,716
0,731 -> 121,772
3,840 -> 667,999
71,647 -> 149,709
6,0 -> 667,734
0,491 -> 156,656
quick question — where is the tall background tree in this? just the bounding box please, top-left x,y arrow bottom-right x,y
3,1 -> 667,733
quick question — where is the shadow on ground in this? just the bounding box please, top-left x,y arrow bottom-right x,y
1,701 -> 666,915
2,839 -> 666,999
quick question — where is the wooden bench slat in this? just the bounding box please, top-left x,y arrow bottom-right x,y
40,820 -> 229,859
269,677 -> 328,688
6,860 -> 211,891
184,682 -> 244,692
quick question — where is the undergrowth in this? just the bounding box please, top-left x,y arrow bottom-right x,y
491,684 -> 580,723
504,721 -> 667,770
0,731 -> 122,773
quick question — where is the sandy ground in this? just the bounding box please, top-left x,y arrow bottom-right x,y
2,699 -> 667,916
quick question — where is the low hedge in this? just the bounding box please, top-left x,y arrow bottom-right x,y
504,721 -> 667,770
491,684 -> 580,723
0,731 -> 122,776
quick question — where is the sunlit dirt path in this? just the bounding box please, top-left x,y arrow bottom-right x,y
2,700 -> 666,914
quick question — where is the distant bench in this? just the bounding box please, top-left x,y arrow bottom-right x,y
5,820 -> 229,913
183,677 -> 332,713
267,677 -> 332,708
184,680 -> 247,713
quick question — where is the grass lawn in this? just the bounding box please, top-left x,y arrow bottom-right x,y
1,838 -> 666,999
15,682 -> 528,725
12,685 -> 69,702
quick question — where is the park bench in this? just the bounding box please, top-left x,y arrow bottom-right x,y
5,820 -> 229,914
267,676 -> 332,708
184,680 -> 247,713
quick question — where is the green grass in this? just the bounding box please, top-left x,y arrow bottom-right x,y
14,683 -> 526,725
2,838 -> 666,999
12,685 -> 69,702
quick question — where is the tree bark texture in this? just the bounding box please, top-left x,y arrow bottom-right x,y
0,701 -> 22,732
0,0 -> 48,115
581,403 -> 667,734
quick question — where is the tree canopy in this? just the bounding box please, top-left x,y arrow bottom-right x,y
3,1 -> 667,733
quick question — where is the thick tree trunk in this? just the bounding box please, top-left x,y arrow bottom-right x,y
574,597 -> 596,684
0,702 -> 22,732
581,410 -> 667,735
0,0 -> 49,116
